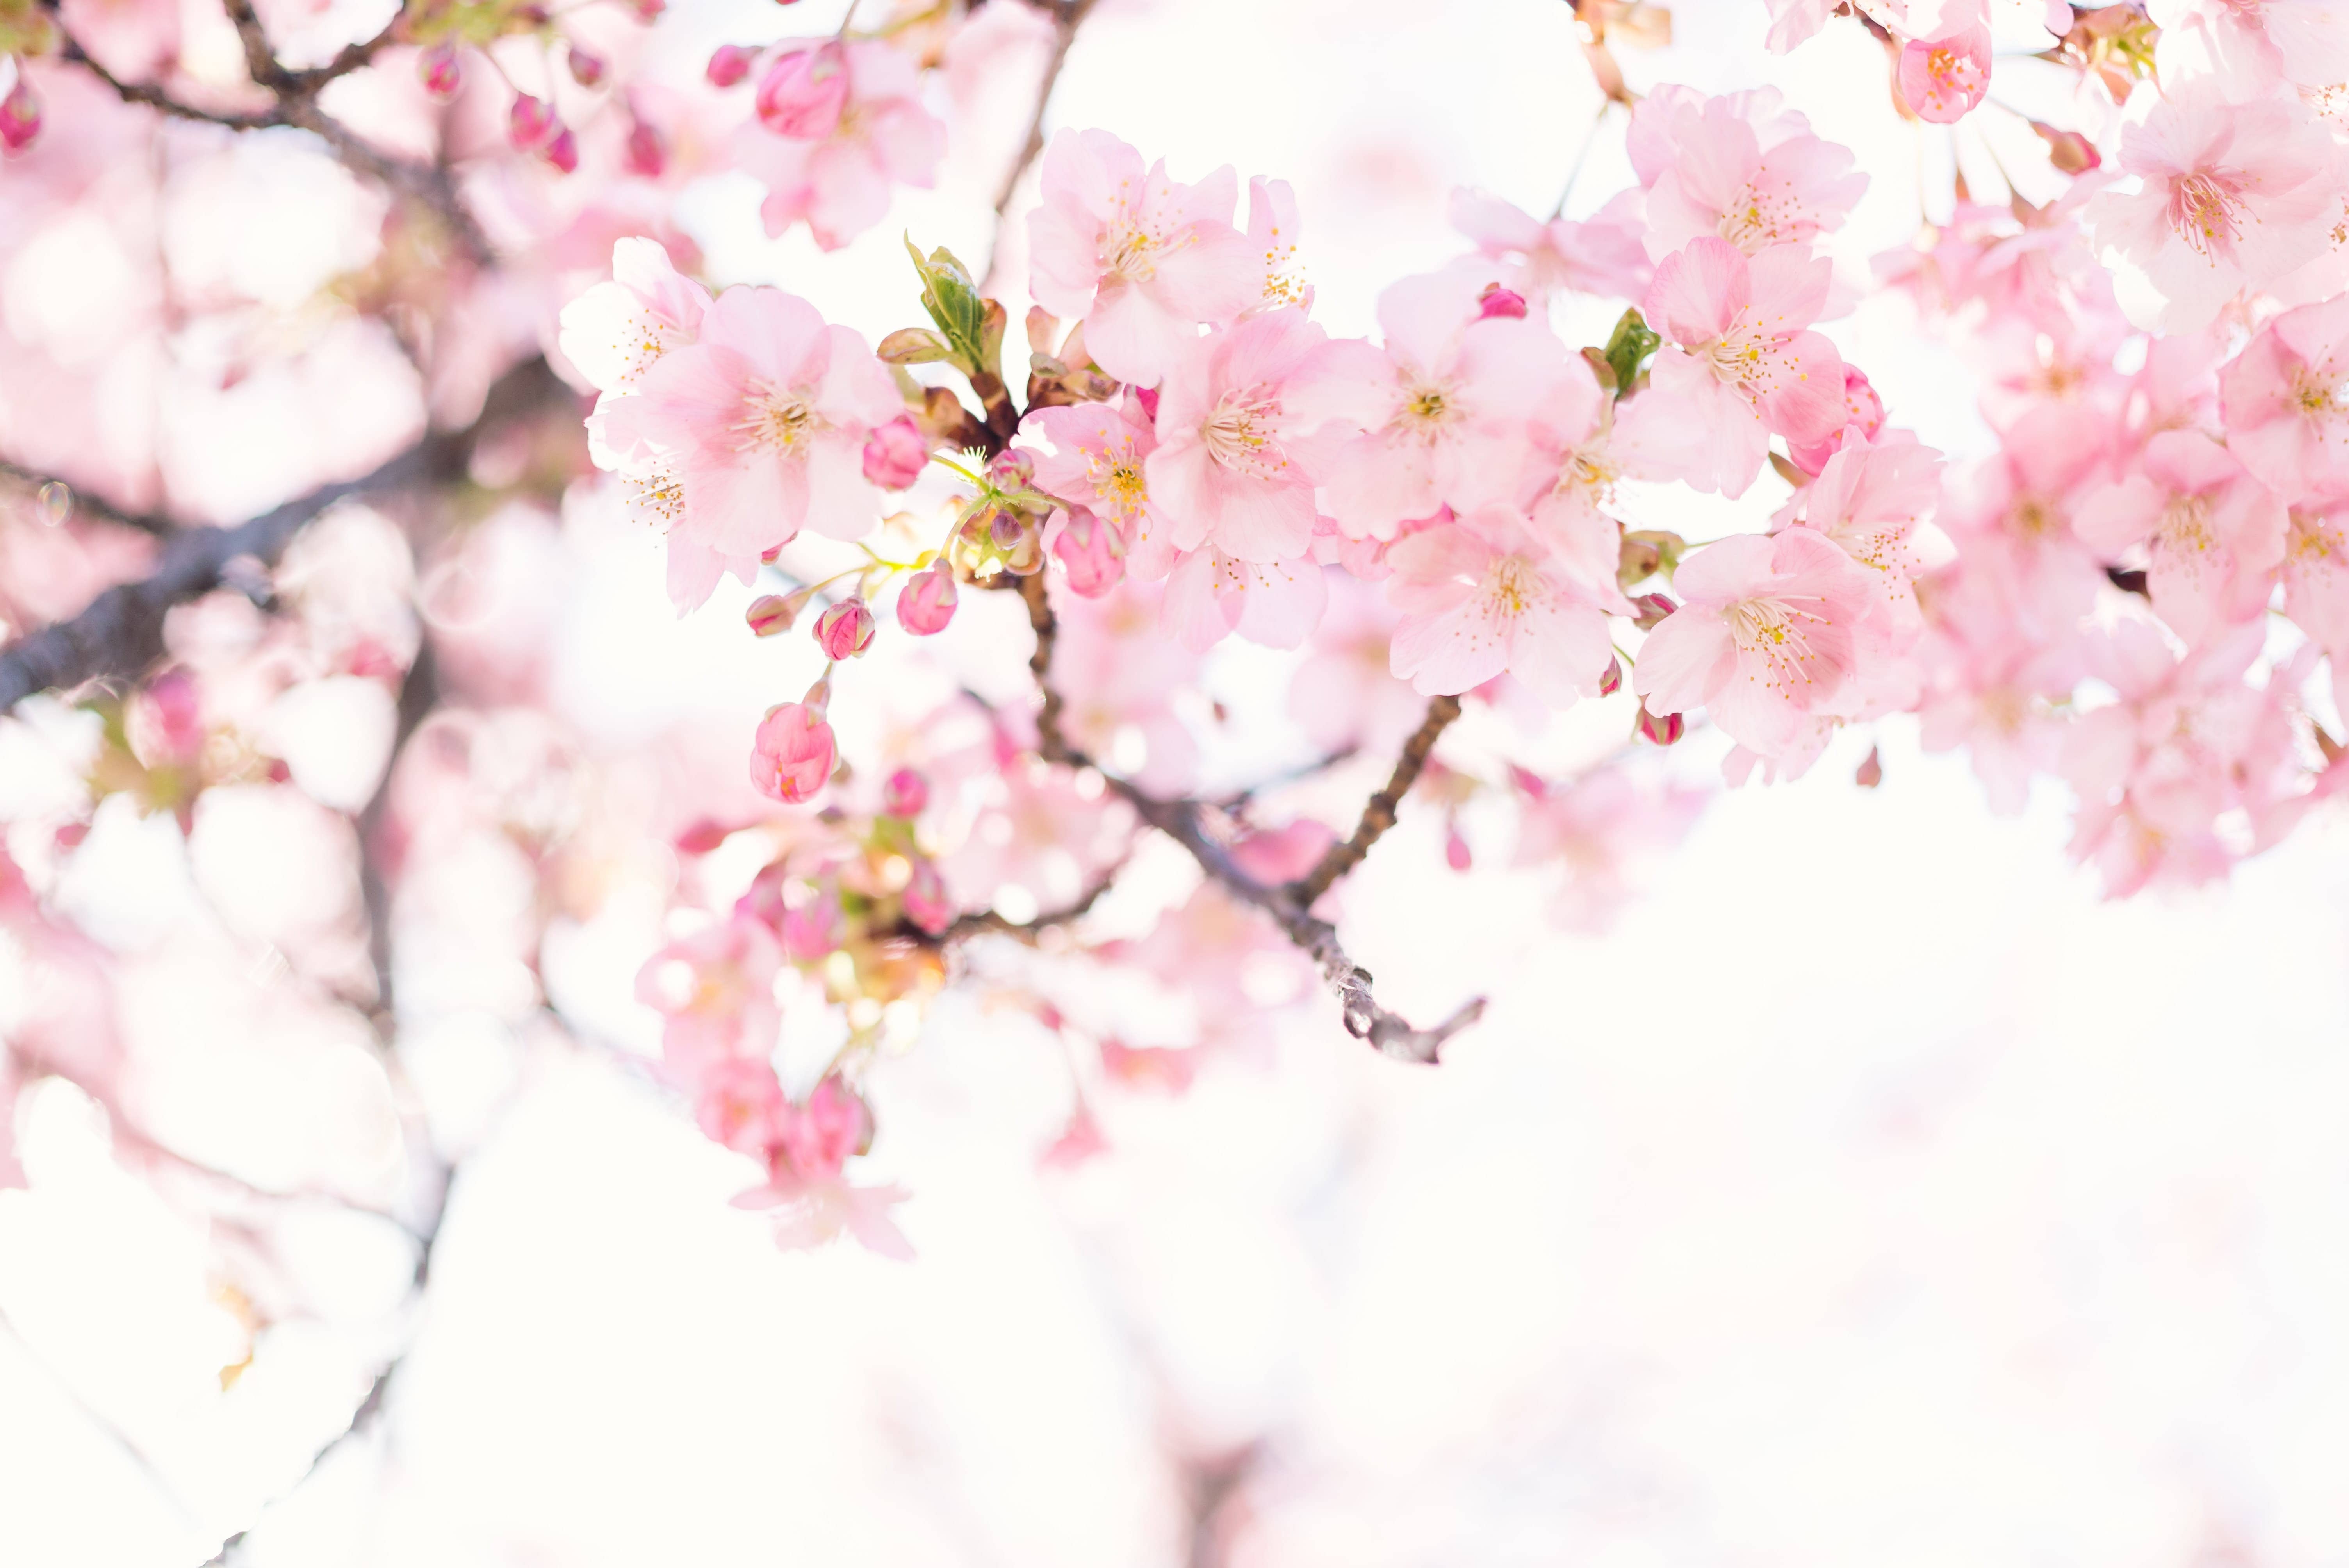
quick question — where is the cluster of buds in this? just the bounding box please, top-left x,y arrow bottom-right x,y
507,93 -> 577,174
942,450 -> 1057,579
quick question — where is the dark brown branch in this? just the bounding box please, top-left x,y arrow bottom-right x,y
357,640 -> 437,1022
1290,696 -> 1460,905
0,358 -> 570,717
1017,574 -> 1483,1064
0,459 -> 177,536
51,30 -> 278,129
943,859 -> 1123,944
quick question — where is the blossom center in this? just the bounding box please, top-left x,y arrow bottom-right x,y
1718,175 -> 1799,250
1398,378 -> 1460,441
1200,384 -> 1288,478
734,379 -> 824,456
2167,169 -> 2249,260
1723,595 -> 1821,692
1484,554 -> 1537,617
2158,493 -> 2215,556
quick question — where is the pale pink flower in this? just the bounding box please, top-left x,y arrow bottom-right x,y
1627,85 -> 1867,257
1787,364 -> 1886,474
1025,394 -> 1163,554
1639,238 -> 1847,495
731,39 -> 945,250
58,0 -> 180,84
1385,504 -> 1618,705
561,237 -> 713,428
2085,91 -> 2342,333
1146,308 -> 1365,563
634,916 -> 783,1078
1244,175 -> 1312,314
1320,270 -> 1579,540
750,701 -> 838,803
2283,504 -> 2349,654
1027,129 -> 1258,385
2148,0 -> 2349,98
1447,188 -> 1654,305
1046,505 -> 1126,597
1512,763 -> 1709,932
2219,294 -> 2349,499
1782,432 -> 1947,629
755,43 -> 848,139
896,561 -> 958,634
1634,527 -> 1877,756
1510,357 -> 1679,599
862,414 -> 928,489
601,284 -> 899,561
1286,573 -> 1431,754
902,859 -> 954,935
695,1057 -> 790,1157
1897,25 -> 1992,124
1159,544 -> 1330,650
2074,429 -> 2286,645
736,1175 -> 914,1260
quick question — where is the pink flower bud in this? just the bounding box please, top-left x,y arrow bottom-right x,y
1476,282 -> 1528,319
0,77 -> 41,154
706,43 -> 756,87
565,44 -> 607,87
755,44 -> 847,140
986,448 -> 1035,489
1631,592 -> 1677,630
750,702 -> 836,803
1598,657 -> 1623,697
777,1076 -> 869,1180
508,93 -> 558,151
624,118 -> 667,178
881,766 -> 929,818
1787,367 -> 1886,474
1050,506 -> 1125,599
2029,119 -> 2100,175
746,593 -> 797,636
895,563 -> 958,636
628,0 -> 664,19
1132,386 -> 1160,422
417,42 -> 462,99
1508,764 -> 1548,798
903,859 -> 953,935
989,508 -> 1029,550
1636,704 -> 1684,747
813,596 -> 876,660
861,415 -> 927,490
1445,825 -> 1472,871
540,125 -> 579,174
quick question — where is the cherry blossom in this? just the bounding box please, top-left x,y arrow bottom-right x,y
2219,295 -> 2349,498
1385,504 -> 1619,704
2074,429 -> 2287,645
1627,85 -> 1867,256
732,39 -> 946,250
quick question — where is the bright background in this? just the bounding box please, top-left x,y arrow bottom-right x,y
8,0 -> 2349,1563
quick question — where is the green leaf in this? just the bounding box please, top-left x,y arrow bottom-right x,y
877,327 -> 955,365
904,235 -> 988,372
1601,308 -> 1661,401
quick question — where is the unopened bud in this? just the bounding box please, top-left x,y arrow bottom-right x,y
862,415 -> 927,490
1631,592 -> 1677,631
881,766 -> 929,818
746,593 -> 797,636
903,858 -> 953,936
989,508 -> 1029,551
2029,119 -> 2100,175
629,0 -> 665,18
566,44 -> 607,88
1855,746 -> 1884,789
895,562 -> 958,635
1445,825 -> 1472,871
1508,764 -> 1547,799
756,43 -> 847,139
1598,657 -> 1622,696
706,44 -> 756,87
0,77 -> 41,154
1476,281 -> 1528,319
986,448 -> 1035,489
1050,505 -> 1125,598
540,124 -> 579,174
624,118 -> 667,178
1133,385 -> 1160,422
417,41 -> 462,99
813,596 -> 876,660
1635,704 -> 1684,746
508,93 -> 558,151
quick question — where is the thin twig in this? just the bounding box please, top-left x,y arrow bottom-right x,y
943,859 -> 1124,944
0,460 -> 178,536
982,0 -> 1100,287
357,640 -> 438,1022
1290,696 -> 1460,905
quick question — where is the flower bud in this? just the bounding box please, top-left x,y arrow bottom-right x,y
1631,592 -> 1677,631
624,117 -> 667,178
628,0 -> 665,18
417,42 -> 462,99
1635,704 -> 1684,746
1476,282 -> 1528,320
508,93 -> 558,151
861,415 -> 927,490
986,448 -> 1035,490
755,43 -> 847,139
539,124 -> 579,174
1050,506 -> 1125,599
989,508 -> 1029,551
903,858 -> 953,935
2029,119 -> 2099,175
814,596 -> 876,660
746,593 -> 797,636
706,43 -> 756,87
1855,746 -> 1884,789
0,77 -> 41,154
1598,657 -> 1623,697
565,44 -> 607,87
896,562 -> 958,636
881,766 -> 929,818
751,701 -> 836,803
1445,825 -> 1472,871
1132,386 -> 1160,422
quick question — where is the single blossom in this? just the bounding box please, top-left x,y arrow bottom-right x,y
751,701 -> 838,803
1158,544 -> 1331,651
1447,188 -> 1654,305
755,43 -> 848,139
1025,394 -> 1163,554
1047,505 -> 1127,597
1319,269 -> 1579,540
695,1057 -> 790,1157
2218,295 -> 2349,500
2074,428 -> 2287,644
2281,504 -> 2349,655
600,284 -> 899,562
1027,128 -> 1259,385
1782,432 -> 1947,629
1639,237 -> 1847,495
1385,504 -> 1620,705
1633,527 -> 1877,757
731,39 -> 945,250
862,414 -> 928,489
1897,26 -> 1992,124
813,597 -> 875,659
2147,0 -> 2349,98
1628,85 -> 1868,257
633,916 -> 783,1078
896,562 -> 958,634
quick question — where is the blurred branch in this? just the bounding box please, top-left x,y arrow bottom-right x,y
0,459 -> 178,536
357,640 -> 438,1024
982,0 -> 1100,287
1016,574 -> 1484,1064
943,855 -> 1125,944
1289,696 -> 1460,905
0,357 -> 572,718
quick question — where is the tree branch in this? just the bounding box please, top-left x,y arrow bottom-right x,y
1016,573 -> 1483,1064
0,357 -> 571,718
1290,696 -> 1460,905
982,0 -> 1099,289
0,459 -> 177,536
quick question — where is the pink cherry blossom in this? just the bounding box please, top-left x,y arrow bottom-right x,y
755,43 -> 848,139
2074,429 -> 2286,645
2148,0 -> 2349,96
731,39 -> 945,250
599,283 -> 899,562
1639,238 -> 1847,495
695,1057 -> 790,1157
1897,26 -> 1991,124
1320,270 -> 1578,540
634,916 -> 783,1078
1633,527 -> 1877,757
1385,504 -> 1618,705
1026,394 -> 1163,554
1145,308 -> 1364,563
2085,91 -> 2342,333
1782,432 -> 1946,629
1447,188 -> 1654,305
861,414 -> 928,489
813,597 -> 875,659
1512,763 -> 1708,932
2282,504 -> 2349,654
1628,85 -> 1867,257
1047,505 -> 1126,596
1027,129 -> 1258,385
1159,544 -> 1330,651
1510,356 -> 1678,596
2218,295 -> 2349,500
750,701 -> 837,803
